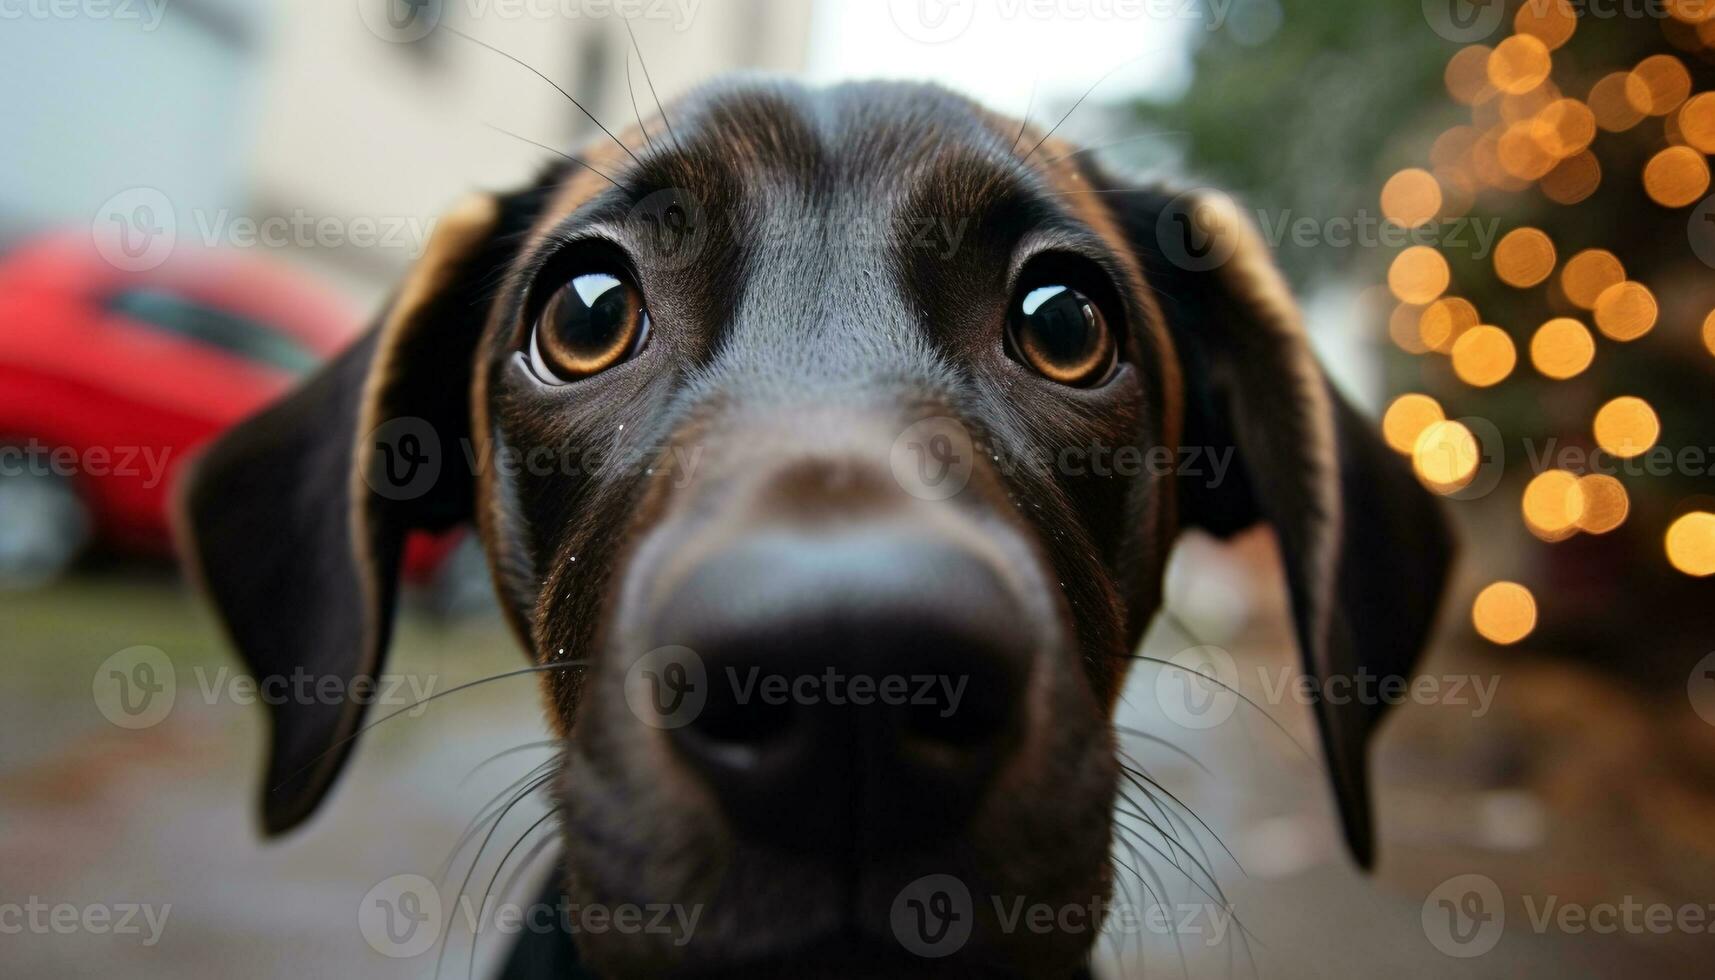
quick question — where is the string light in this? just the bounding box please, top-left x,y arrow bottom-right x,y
1593,281 -> 1658,340
1593,396 -> 1661,458
1530,317 -> 1596,379
1452,325 -> 1518,386
1382,394 -> 1445,453
1473,582 -> 1538,644
1666,512 -> 1715,577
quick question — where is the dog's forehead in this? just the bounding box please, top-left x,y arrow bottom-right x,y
531,80 -> 1123,257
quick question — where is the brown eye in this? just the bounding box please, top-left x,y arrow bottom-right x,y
1006,281 -> 1116,387
529,270 -> 649,383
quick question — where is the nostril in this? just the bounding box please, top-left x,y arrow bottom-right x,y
691,690 -> 795,746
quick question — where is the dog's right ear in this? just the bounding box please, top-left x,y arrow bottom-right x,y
176,191 -> 532,835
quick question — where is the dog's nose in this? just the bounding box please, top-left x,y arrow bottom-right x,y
647,524 -> 1035,853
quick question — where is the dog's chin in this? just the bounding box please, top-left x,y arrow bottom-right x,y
557,748 -> 1115,980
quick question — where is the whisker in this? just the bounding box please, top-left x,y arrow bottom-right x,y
497,832 -> 558,910
444,26 -> 642,168
470,807 -> 563,979
482,123 -> 622,189
1039,130 -> 1190,166
1009,73 -> 1039,156
438,763 -> 559,885
436,773 -> 556,980
1121,652 -> 1314,764
270,660 -> 588,797
1022,53 -> 1163,165
1118,753 -> 1242,873
623,19 -> 680,153
1115,724 -> 1211,775
624,48 -> 654,152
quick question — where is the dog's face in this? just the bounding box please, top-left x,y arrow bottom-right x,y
182,79 -> 1451,977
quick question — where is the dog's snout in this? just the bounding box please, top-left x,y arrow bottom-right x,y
649,523 -> 1035,853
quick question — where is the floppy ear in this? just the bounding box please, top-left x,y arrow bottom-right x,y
175,192 -> 524,835
1104,182 -> 1455,867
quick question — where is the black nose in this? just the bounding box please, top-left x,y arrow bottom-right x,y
646,525 -> 1035,854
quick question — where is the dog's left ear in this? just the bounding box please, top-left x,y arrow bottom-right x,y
175,192 -> 525,835
1101,181 -> 1456,868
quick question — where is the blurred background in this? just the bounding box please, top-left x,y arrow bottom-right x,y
4,0 -> 1715,976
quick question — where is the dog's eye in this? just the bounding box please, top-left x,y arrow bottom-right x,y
528,270 -> 650,383
1005,280 -> 1116,387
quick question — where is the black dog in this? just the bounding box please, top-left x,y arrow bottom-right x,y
179,78 -> 1452,977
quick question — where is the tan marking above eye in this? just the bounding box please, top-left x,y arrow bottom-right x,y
529,271 -> 649,383
1007,282 -> 1116,387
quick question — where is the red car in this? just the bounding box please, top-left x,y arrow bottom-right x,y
0,234 -> 465,592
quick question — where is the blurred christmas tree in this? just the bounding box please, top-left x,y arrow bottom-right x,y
1128,0 -> 1715,680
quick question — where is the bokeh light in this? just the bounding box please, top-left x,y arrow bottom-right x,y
1666,512 -> 1715,577
1452,325 -> 1518,386
1389,302 -> 1430,353
1523,469 -> 1586,541
1703,309 -> 1715,357
1382,393 -> 1444,453
1412,419 -> 1480,493
1593,396 -> 1661,458
1589,71 -> 1645,131
1530,317 -> 1596,379
1381,168 -> 1443,228
1626,54 -> 1692,116
1446,45 -> 1497,106
1420,296 -> 1479,352
1389,246 -> 1451,304
1679,92 -> 1715,153
1539,149 -> 1601,204
1560,249 -> 1626,309
1494,227 -> 1557,286
1515,0 -> 1577,50
1533,98 -> 1596,158
1489,35 -> 1553,96
1575,474 -> 1630,534
1642,145 -> 1710,206
1472,581 -> 1538,645
1593,281 -> 1658,340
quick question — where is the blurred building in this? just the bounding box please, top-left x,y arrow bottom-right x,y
0,0 -> 812,307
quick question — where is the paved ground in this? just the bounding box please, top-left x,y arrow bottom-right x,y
3,564 -> 1712,978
